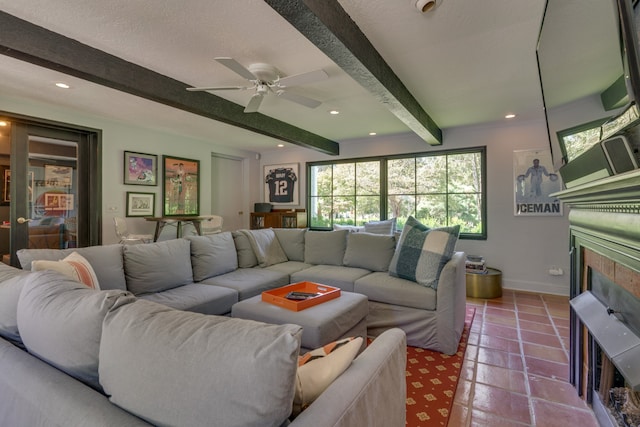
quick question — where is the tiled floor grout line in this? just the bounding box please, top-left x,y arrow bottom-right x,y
515,293 -> 536,427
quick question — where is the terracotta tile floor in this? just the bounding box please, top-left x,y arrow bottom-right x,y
449,290 -> 600,427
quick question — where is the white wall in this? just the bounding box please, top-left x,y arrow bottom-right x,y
0,95 -> 261,244
260,119 -> 571,296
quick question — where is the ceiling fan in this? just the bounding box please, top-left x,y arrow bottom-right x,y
187,57 -> 329,113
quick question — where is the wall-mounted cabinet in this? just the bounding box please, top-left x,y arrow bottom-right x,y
250,209 -> 306,229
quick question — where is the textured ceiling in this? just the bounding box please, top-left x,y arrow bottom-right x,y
0,0 -> 548,153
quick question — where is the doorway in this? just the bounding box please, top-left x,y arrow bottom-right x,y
211,154 -> 245,231
0,113 -> 101,267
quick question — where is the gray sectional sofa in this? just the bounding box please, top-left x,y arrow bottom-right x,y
0,226 -> 465,426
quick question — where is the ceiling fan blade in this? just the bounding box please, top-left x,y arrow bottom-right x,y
277,69 -> 328,88
276,91 -> 322,109
186,85 -> 248,91
244,93 -> 264,113
214,57 -> 257,81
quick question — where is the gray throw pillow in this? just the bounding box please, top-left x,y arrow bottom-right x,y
304,230 -> 349,266
343,232 -> 396,272
186,232 -> 238,281
100,299 -> 302,427
17,270 -> 136,391
123,238 -> 193,295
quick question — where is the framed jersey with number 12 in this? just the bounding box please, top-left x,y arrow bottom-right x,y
264,163 -> 299,206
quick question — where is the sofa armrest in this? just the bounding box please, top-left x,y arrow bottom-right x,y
435,251 -> 467,355
289,328 -> 406,427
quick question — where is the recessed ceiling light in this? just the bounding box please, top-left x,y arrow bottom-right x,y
505,113 -> 516,119
277,144 -> 284,148
55,82 -> 70,89
329,110 -> 340,115
369,132 -> 377,136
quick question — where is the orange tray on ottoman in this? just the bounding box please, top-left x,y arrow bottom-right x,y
262,282 -> 341,311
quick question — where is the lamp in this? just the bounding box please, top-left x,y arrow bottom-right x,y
415,0 -> 441,13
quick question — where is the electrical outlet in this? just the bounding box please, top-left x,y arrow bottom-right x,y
549,267 -> 564,276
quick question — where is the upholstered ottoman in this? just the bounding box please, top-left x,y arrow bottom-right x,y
231,291 -> 369,353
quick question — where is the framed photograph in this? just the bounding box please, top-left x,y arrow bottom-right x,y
264,163 -> 299,206
44,192 -> 74,211
1,168 -> 35,205
162,155 -> 199,216
514,149 -> 563,216
126,192 -> 155,217
44,165 -> 73,187
124,151 -> 158,186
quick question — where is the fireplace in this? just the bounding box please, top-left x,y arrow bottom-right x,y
555,170 -> 640,427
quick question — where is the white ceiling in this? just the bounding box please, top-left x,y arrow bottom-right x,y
0,0 -> 548,153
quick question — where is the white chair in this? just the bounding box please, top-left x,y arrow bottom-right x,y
200,215 -> 223,235
113,217 -> 154,244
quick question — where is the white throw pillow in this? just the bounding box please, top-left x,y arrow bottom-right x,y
32,252 -> 100,290
293,336 -> 363,416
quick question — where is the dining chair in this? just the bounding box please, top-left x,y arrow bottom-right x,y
113,216 -> 154,244
200,215 -> 223,235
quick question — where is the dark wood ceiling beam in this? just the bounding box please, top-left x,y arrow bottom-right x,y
265,0 -> 442,145
0,11 -> 339,155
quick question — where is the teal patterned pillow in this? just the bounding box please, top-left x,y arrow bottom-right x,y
389,216 -> 460,289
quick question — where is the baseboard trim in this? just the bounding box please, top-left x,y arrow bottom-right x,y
502,278 -> 569,297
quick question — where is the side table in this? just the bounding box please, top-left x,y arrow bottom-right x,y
466,268 -> 502,298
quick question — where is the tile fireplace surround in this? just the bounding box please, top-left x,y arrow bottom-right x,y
555,169 -> 640,427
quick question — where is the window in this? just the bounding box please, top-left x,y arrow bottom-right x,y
308,147 -> 486,239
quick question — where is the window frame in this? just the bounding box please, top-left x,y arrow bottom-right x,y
306,146 -> 487,240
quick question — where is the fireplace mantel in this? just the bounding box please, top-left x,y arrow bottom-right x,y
553,169 -> 640,206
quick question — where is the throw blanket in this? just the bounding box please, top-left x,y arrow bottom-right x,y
238,229 -> 288,267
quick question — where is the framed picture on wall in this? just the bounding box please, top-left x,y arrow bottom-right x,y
124,151 -> 158,186
263,163 -> 299,206
44,192 -> 74,211
162,155 -> 199,216
513,149 -> 563,216
1,168 -> 35,205
126,192 -> 155,217
44,165 -> 73,187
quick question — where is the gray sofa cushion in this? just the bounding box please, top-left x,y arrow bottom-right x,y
16,270 -> 136,391
343,233 -> 396,272
200,268 -> 290,300
354,271 -> 437,310
186,232 -> 238,281
240,229 -> 288,267
363,218 -> 396,235
17,244 -> 127,290
0,272 -> 28,346
304,230 -> 349,266
138,283 -> 238,315
290,265 -> 371,292
123,239 -> 193,295
232,231 -> 259,268
273,228 -> 306,262
99,299 -> 302,427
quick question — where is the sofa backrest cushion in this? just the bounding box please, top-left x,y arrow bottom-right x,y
16,270 -> 136,391
389,216 -> 460,290
17,244 -> 127,290
99,299 -> 302,427
186,232 -> 238,281
0,269 -> 29,346
304,230 -> 349,266
233,231 -> 259,268
274,228 -> 306,262
343,233 -> 396,272
123,239 -> 193,295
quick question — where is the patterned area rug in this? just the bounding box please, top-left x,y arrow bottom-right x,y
405,307 -> 475,427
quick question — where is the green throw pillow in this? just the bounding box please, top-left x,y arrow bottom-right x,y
389,216 -> 460,289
